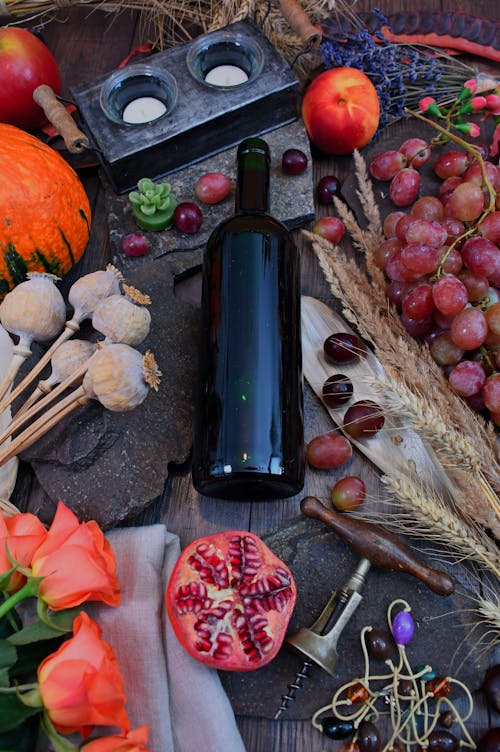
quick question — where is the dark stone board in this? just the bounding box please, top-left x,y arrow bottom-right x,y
19,249 -> 201,528
220,515 -> 493,720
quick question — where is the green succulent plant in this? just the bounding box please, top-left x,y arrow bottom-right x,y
129,178 -> 177,231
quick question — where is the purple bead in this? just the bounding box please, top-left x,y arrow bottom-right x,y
392,610 -> 414,645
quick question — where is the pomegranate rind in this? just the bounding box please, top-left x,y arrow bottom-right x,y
165,530 -> 297,672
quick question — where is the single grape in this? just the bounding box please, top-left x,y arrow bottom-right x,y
386,280 -> 410,309
448,360 -> 486,397
317,175 -> 341,204
458,271 -> 490,302
369,150 -> 405,181
121,232 -> 150,257
445,182 -> 485,222
401,243 -> 440,274
322,374 -> 354,406
399,138 -> 430,168
404,219 -> 448,249
395,214 -> 418,242
390,168 -> 420,207
411,195 -> 445,221
432,276 -> 468,316
385,252 -> 423,283
312,216 -> 345,244
343,400 -> 384,439
463,161 -> 500,190
462,236 -> 500,279
441,216 -> 465,244
402,284 -> 434,320
440,246 -> 463,277
479,211 -> 500,243
429,331 -> 464,366
331,475 -> 366,511
440,247 -> 463,275
194,172 -> 231,204
374,237 -> 402,269
323,332 -> 365,364
439,175 -> 463,198
306,432 -> 352,469
450,307 -> 488,350
434,150 -> 469,179
485,302 -> 500,335
281,148 -> 308,175
173,202 -> 203,234
383,211 -> 406,238
400,312 -> 433,338
482,373 -> 500,413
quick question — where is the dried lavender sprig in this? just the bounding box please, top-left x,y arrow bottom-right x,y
321,24 -> 477,132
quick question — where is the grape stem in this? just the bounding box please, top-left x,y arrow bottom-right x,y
405,107 -> 496,279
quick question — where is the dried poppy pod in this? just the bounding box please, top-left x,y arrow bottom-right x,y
0,273 -> 66,404
15,339 -> 98,418
0,264 -> 124,412
83,343 -> 161,411
0,344 -> 161,465
68,264 -> 123,323
92,283 -> 151,347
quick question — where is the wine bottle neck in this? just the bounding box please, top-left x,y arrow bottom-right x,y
235,138 -> 270,214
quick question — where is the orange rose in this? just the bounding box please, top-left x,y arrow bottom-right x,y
82,726 -> 149,751
0,511 -> 47,592
38,611 -> 130,737
30,501 -> 120,610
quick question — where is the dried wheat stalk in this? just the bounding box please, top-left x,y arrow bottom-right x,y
380,473 -> 500,580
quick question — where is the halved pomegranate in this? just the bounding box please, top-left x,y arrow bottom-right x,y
165,530 -> 296,671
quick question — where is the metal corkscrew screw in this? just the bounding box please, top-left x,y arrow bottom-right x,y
274,556 -> 371,720
274,496 -> 455,720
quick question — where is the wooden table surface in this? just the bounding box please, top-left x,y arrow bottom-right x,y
6,0 -> 499,749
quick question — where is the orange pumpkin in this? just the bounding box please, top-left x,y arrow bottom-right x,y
0,124 -> 91,297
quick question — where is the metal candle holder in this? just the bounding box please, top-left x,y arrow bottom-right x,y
71,19 -> 299,193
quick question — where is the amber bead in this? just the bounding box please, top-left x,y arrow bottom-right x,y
366,629 -> 390,660
357,720 -> 381,752
347,682 -> 369,705
340,743 -> 360,752
426,676 -> 451,698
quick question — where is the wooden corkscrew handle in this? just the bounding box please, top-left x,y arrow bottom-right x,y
33,85 -> 90,153
300,496 -> 455,596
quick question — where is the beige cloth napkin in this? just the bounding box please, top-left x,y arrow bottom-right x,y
90,525 -> 247,752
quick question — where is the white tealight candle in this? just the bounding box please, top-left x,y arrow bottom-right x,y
122,96 -> 167,124
204,65 -> 249,87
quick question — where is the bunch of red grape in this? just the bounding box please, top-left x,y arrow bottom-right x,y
369,139 -> 500,423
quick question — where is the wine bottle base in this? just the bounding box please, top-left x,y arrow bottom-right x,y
193,472 -> 304,501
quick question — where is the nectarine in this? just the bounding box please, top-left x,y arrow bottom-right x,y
301,67 -> 380,155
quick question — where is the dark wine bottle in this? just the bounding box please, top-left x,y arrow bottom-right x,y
192,137 -> 304,500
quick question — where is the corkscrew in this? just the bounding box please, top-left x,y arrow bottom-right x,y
274,496 -> 455,720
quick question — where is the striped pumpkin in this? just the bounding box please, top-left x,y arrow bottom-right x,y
0,124 -> 91,298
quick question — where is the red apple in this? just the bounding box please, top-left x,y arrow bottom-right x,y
312,216 -> 345,244
0,27 -> 62,130
301,67 -> 380,155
